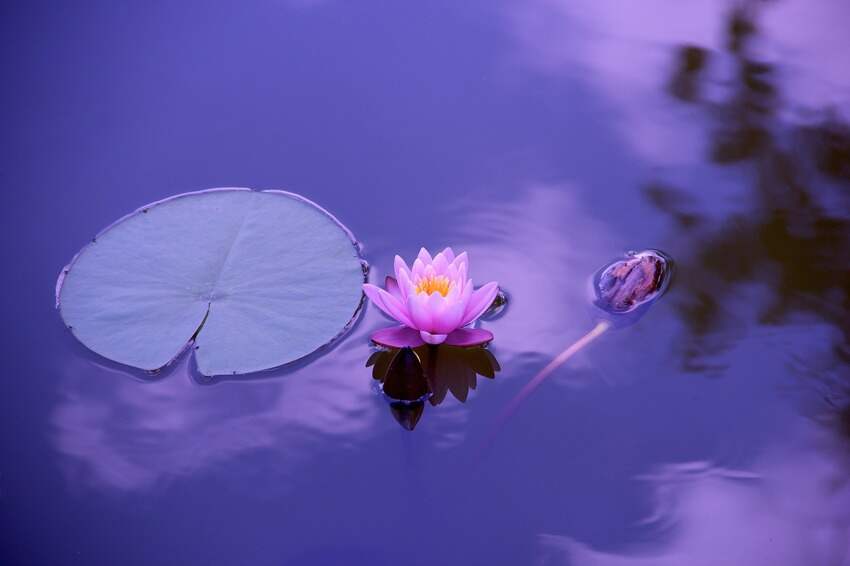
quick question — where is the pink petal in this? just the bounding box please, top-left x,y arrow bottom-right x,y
447,263 -> 459,282
420,330 -> 448,345
444,282 -> 461,302
412,258 -> 427,279
461,282 -> 500,326
370,326 -> 492,348
430,296 -> 465,334
444,328 -> 494,347
406,292 -> 433,330
456,259 -> 468,286
459,279 -> 473,306
394,255 -> 411,281
451,252 -> 469,274
363,283 -> 415,327
426,287 -> 445,310
432,252 -> 449,275
385,276 -> 402,301
397,268 -> 415,300
416,247 -> 433,265
441,247 -> 456,263
371,326 -> 425,348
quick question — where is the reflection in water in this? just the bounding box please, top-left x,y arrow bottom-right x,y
14,0 -> 850,562
644,6 -> 850,413
509,2 -> 850,563
537,423 -> 850,566
51,183 -> 615,491
446,185 -> 623,364
667,45 -> 708,103
51,337 -> 382,492
493,250 -> 673,431
511,0 -> 850,166
446,184 -> 683,401
368,345 -> 500,430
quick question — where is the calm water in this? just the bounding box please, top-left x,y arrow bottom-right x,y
3,1 -> 850,564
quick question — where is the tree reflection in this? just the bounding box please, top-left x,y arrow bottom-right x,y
367,345 -> 500,431
649,5 -> 850,416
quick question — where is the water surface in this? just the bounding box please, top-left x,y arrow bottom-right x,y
3,1 -> 850,564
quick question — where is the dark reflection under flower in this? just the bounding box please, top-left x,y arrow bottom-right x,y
367,345 -> 500,430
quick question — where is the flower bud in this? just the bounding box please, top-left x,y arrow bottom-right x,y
594,250 -> 672,314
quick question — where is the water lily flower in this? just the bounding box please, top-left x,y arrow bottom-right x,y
363,247 -> 499,348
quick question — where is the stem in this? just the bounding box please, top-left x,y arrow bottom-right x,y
490,320 -> 611,437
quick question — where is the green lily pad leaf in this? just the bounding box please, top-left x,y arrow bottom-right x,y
56,188 -> 366,376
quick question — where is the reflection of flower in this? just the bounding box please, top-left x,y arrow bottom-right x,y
363,247 -> 499,346
367,345 -> 500,430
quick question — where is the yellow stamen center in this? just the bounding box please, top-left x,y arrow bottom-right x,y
415,275 -> 452,297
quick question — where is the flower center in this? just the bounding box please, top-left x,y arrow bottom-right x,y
415,275 -> 452,297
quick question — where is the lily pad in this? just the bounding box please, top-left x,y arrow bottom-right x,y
56,188 -> 366,376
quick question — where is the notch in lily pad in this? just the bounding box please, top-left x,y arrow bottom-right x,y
56,188 -> 367,377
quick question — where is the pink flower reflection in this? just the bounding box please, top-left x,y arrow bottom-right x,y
363,247 -> 498,347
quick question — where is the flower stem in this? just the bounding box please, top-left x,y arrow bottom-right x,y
488,320 -> 611,441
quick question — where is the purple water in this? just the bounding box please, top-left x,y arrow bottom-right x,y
3,1 -> 850,564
